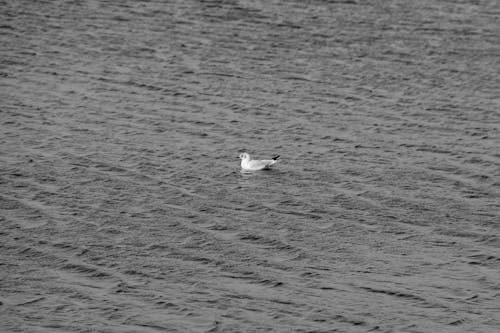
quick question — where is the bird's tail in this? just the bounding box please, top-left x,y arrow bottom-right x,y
272,155 -> 280,160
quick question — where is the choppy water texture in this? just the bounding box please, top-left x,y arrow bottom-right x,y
1,0 -> 500,332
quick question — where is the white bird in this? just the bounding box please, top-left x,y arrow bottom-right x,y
238,152 -> 280,171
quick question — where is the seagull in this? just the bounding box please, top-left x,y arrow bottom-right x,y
238,152 -> 280,171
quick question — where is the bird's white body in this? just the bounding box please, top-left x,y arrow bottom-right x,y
238,153 -> 280,171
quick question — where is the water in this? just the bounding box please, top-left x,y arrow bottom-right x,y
1,0 -> 499,332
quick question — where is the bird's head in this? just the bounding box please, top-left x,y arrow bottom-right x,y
238,152 -> 250,160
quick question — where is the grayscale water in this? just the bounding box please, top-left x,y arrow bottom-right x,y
1,1 -> 499,332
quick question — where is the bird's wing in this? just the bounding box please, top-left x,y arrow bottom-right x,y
248,159 -> 276,169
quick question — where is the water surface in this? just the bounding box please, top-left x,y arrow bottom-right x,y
1,0 -> 499,332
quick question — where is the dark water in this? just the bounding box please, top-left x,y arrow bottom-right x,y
1,0 -> 499,332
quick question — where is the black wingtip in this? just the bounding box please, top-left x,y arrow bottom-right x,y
272,155 -> 280,160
